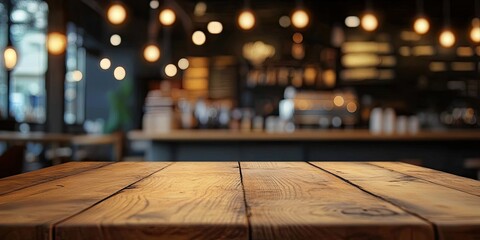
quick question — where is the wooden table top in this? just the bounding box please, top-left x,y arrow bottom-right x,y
0,162 -> 479,240
128,129 -> 480,142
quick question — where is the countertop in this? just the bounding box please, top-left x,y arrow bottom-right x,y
128,129 -> 480,141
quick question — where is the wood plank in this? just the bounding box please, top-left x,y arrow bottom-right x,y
371,162 -> 480,197
56,162 -> 248,240
0,162 -> 111,195
311,162 -> 480,240
0,162 -> 170,240
240,162 -> 433,240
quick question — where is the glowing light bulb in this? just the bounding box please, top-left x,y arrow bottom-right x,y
207,21 -> 223,34
178,58 -> 189,70
439,29 -> 455,48
107,3 -> 127,25
361,13 -> 378,31
413,17 -> 430,35
291,9 -> 309,29
100,58 -> 111,70
143,44 -> 161,62
238,10 -> 255,30
192,31 -> 206,45
114,66 -> 126,80
165,64 -> 177,77
3,46 -> 18,70
110,34 -> 121,46
159,8 -> 176,26
470,18 -> 480,43
47,32 -> 67,55
345,16 -> 360,28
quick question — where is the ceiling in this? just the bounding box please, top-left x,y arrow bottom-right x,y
69,0 -> 479,51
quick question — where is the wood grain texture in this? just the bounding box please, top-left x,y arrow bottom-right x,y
56,162 -> 248,240
128,129 -> 480,142
240,162 -> 433,240
0,162 -> 170,240
312,162 -> 480,240
0,162 -> 111,195
371,162 -> 480,197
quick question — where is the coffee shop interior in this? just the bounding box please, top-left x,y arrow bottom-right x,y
0,0 -> 479,179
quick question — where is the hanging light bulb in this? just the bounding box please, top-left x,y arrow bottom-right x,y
159,8 -> 176,26
165,64 -> 177,77
439,0 -> 455,47
114,66 -> 126,80
413,0 -> 429,35
207,21 -> 223,34
413,17 -> 430,34
3,46 -> 18,70
472,0 -> 480,43
361,13 -> 378,31
439,29 -> 456,47
471,18 -> 480,42
291,9 -> 309,29
143,44 -> 161,62
110,34 -> 122,46
237,10 -> 255,30
192,31 -> 206,45
107,2 -> 127,25
178,58 -> 189,70
100,58 -> 111,70
47,32 -> 67,55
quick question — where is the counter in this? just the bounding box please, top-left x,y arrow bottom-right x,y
128,130 -> 480,177
128,129 -> 480,141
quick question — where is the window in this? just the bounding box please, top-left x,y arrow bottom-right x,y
64,22 -> 86,125
8,0 -> 48,123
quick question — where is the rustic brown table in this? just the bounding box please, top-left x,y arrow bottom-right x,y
0,162 -> 479,239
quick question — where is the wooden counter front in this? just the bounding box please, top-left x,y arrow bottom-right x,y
0,162 -> 479,239
128,129 -> 480,142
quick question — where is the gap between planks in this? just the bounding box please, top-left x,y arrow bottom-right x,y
306,161 -> 439,240
50,162 -> 174,240
237,161 -> 253,240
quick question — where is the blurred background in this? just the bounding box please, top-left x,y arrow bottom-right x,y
0,0 -> 479,178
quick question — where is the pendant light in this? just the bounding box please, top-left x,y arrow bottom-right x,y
237,0 -> 255,30
47,32 -> 67,55
3,0 -> 17,71
413,0 -> 430,34
107,1 -> 127,25
3,46 -> 18,70
144,0 -> 161,62
470,0 -> 480,42
143,44 -> 161,62
291,0 -> 310,29
361,0 -> 378,32
439,0 -> 455,47
159,8 -> 176,26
